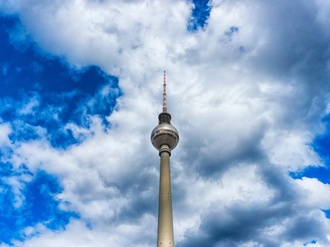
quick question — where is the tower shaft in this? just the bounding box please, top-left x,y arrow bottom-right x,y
157,144 -> 174,247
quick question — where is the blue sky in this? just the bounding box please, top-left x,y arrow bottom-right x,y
1,0 -> 330,246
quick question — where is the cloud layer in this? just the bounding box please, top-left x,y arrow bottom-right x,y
1,0 -> 330,246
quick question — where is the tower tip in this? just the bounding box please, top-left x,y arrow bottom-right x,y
163,70 -> 167,112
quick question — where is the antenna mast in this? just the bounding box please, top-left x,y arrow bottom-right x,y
163,70 -> 167,112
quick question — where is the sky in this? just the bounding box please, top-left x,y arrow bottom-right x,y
0,0 -> 330,246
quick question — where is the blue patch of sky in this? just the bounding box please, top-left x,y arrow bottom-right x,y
0,15 -> 120,244
23,171 -> 78,229
322,209 -> 330,219
290,114 -> 330,185
188,0 -> 212,31
289,114 -> 330,218
0,15 -> 122,149
312,114 -> 330,167
0,168 -> 78,244
290,166 -> 330,184
303,240 -> 317,246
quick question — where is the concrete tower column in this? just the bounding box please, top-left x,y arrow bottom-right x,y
157,144 -> 174,247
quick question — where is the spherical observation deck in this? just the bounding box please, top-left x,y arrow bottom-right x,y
151,112 -> 179,151
151,122 -> 179,150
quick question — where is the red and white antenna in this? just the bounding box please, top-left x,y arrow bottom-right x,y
163,70 -> 167,112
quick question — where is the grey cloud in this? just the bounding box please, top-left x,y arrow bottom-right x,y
179,175 -> 325,247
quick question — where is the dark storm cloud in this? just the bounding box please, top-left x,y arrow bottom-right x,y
247,0 -> 329,75
179,166 -> 326,247
247,0 -> 330,119
192,123 -> 266,178
116,171 -> 158,222
227,0 -> 330,135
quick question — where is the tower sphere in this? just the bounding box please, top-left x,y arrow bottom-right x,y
151,122 -> 179,150
151,113 -> 179,150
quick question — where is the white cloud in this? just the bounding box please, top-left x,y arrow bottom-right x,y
262,130 -> 322,171
0,123 -> 12,147
17,96 -> 40,115
296,177 -> 330,209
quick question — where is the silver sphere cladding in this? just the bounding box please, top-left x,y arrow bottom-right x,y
151,123 -> 179,150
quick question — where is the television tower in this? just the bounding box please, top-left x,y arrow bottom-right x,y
151,71 -> 179,247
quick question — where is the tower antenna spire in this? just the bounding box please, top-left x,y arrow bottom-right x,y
163,70 -> 167,112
